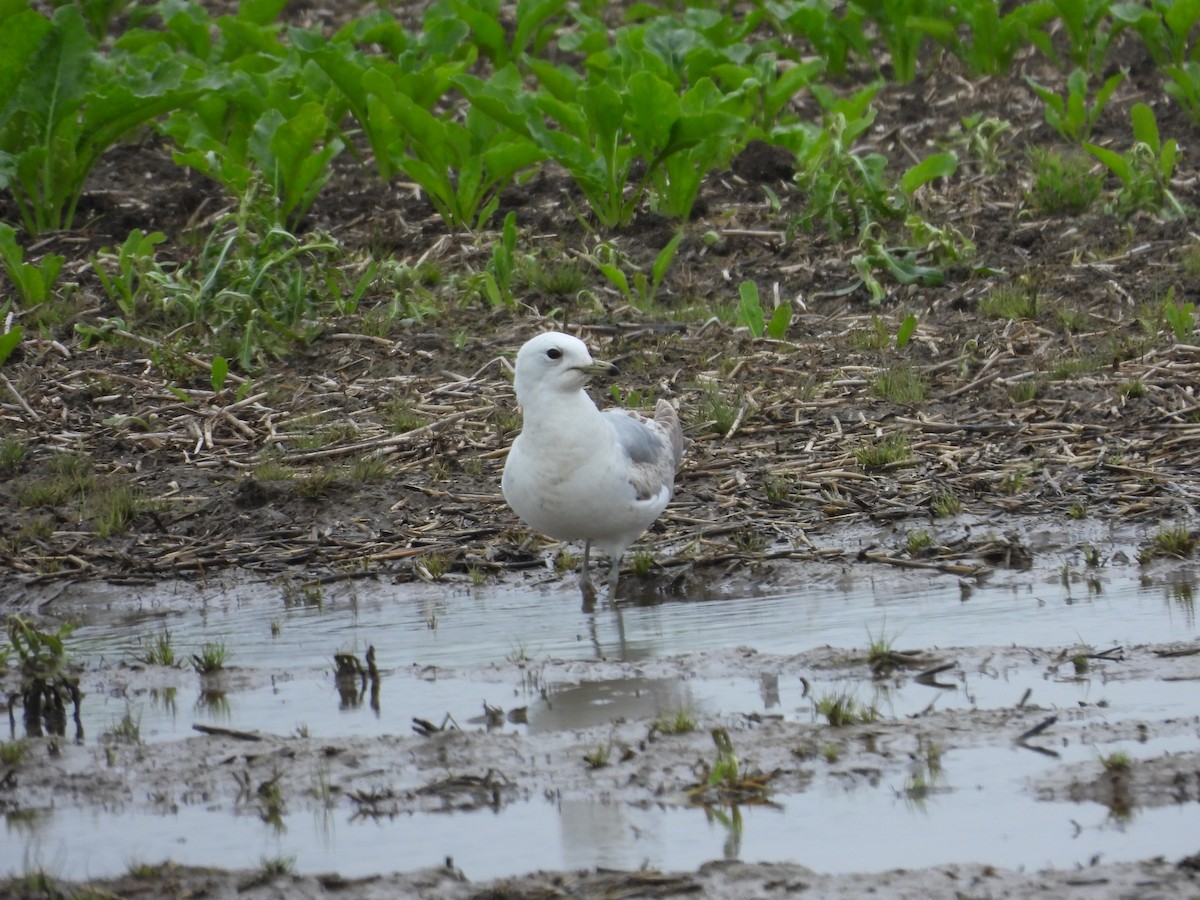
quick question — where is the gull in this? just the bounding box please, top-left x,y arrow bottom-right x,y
501,332 -> 686,604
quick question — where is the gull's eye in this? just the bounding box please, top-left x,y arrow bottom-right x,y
546,348 -> 562,360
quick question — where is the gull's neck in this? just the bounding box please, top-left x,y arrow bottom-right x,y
518,385 -> 603,434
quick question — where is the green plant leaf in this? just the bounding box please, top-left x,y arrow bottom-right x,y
736,280 -> 765,337
900,151 -> 957,194
0,325 -> 21,367
1083,141 -> 1132,184
766,302 -> 792,340
1129,101 -> 1160,152
211,355 -> 229,392
896,314 -> 917,349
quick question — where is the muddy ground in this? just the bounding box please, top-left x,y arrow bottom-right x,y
4,1 -> 1200,897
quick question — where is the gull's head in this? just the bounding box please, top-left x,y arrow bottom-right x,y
513,333 -> 617,404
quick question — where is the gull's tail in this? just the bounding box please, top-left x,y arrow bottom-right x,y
654,399 -> 687,470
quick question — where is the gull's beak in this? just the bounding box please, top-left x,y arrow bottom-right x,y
581,359 -> 619,378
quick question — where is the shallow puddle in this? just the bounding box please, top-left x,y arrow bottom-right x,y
5,546 -> 1199,881
9,736 -> 1199,881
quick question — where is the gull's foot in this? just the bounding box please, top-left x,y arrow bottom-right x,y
579,571 -> 598,612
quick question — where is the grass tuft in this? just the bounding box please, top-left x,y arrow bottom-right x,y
815,690 -> 879,726
1138,524 -> 1196,563
853,433 -> 912,470
192,641 -> 228,674
1027,148 -> 1103,214
653,709 -> 696,735
871,365 -> 926,405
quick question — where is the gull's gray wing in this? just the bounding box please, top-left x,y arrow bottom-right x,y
603,405 -> 685,502
603,409 -> 665,464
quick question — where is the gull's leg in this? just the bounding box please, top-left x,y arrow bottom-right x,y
579,540 -> 598,609
607,552 -> 622,603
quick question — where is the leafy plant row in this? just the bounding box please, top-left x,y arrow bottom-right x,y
0,0 -> 1194,372
2,0 -> 1198,236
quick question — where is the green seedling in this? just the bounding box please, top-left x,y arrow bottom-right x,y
763,474 -> 795,505
365,66 -> 541,231
295,469 -> 337,499
1163,288 -> 1195,341
1043,0 -> 1122,71
956,114 -> 1012,173
484,212 -> 520,306
0,325 -> 21,369
554,547 -> 578,575
521,255 -> 586,298
895,314 -> 918,349
851,226 -> 945,307
455,61 -> 741,227
822,744 -> 840,763
734,280 -> 792,339
851,0 -> 958,83
955,1 -> 1055,75
1026,69 -> 1124,143
417,553 -> 451,581
1112,0 -> 1200,68
1085,103 -> 1185,218
707,727 -> 741,787
0,225 -> 64,306
90,229 -> 167,319
6,615 -> 80,728
1163,60 -> 1200,124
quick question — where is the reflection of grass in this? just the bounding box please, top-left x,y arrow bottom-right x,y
0,739 -> 30,765
103,706 -> 142,745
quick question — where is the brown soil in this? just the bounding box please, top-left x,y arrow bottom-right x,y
2,3 -> 1200,898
